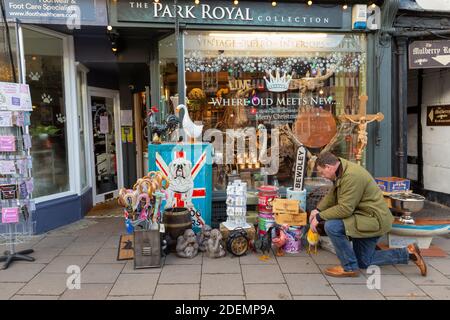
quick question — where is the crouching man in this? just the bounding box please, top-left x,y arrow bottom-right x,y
309,152 -> 427,277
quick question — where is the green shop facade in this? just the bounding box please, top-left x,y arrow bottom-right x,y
0,0 -> 398,233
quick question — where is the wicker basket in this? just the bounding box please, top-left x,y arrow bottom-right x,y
304,177 -> 333,212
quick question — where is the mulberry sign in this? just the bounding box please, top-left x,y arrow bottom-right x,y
409,40 -> 450,69
427,105 -> 450,126
117,0 -> 343,28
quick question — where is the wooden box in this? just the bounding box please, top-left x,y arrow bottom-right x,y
375,177 -> 410,192
273,198 -> 307,226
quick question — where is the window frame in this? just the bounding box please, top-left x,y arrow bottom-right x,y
21,25 -> 81,203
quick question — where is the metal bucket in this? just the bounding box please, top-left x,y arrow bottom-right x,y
283,226 -> 303,253
257,213 -> 275,235
286,187 -> 307,212
258,185 -> 279,214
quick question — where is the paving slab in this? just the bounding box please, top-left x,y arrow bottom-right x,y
419,285 -> 450,299
396,265 -> 450,286
240,251 -> 277,265
278,257 -> 321,274
121,260 -> 163,274
107,295 -> 153,300
428,258 -> 450,276
276,251 -> 310,258
285,274 -> 335,296
19,248 -> 63,264
164,253 -> 203,265
11,295 -> 60,300
17,273 -> 68,296
332,284 -> 385,300
158,265 -> 201,284
293,295 -> 339,300
33,236 -> 77,249
244,284 -> 292,300
60,242 -> 103,256
90,248 -> 127,264
0,263 -> 46,282
154,284 -> 200,300
41,255 -> 91,273
201,274 -> 244,296
60,284 -> 113,300
101,235 -> 121,249
241,265 -> 285,284
201,296 -> 245,300
109,273 -> 159,296
358,265 -> 403,275
318,265 -> 368,284
81,263 -> 124,284
0,283 -> 25,300
385,296 -> 432,300
202,255 -> 241,274
309,251 -> 340,265
377,275 -> 428,297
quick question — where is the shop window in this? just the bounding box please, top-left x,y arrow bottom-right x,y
23,28 -> 69,197
159,34 -> 178,123
184,31 -> 367,191
0,24 -> 18,83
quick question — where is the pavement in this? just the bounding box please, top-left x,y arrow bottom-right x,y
0,204 -> 450,300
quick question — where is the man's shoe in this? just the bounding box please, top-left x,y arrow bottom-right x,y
324,266 -> 359,278
407,243 -> 427,276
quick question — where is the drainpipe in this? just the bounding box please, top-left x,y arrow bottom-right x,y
396,36 -> 408,178
417,69 -> 424,189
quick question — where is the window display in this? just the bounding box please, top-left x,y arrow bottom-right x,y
24,28 -> 69,198
183,31 -> 367,191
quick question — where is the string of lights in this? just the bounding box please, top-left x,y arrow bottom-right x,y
145,0 -> 368,9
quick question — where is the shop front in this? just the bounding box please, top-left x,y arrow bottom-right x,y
111,0 -> 394,225
0,0 -> 395,234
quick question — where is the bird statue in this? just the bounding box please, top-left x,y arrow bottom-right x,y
272,224 -> 289,257
251,226 -> 274,261
306,226 -> 320,254
176,104 -> 204,143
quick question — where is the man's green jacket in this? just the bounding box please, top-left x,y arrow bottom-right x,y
317,158 -> 394,238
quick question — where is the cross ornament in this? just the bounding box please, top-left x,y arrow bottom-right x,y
338,95 -> 384,165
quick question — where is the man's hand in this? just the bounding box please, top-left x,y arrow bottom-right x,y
310,217 -> 319,233
309,209 -> 320,223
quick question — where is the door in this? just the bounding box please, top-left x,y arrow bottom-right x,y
88,87 -> 123,204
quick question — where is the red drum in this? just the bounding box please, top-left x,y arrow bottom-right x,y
258,185 -> 279,214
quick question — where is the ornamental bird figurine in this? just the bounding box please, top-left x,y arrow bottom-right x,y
272,224 -> 289,257
306,227 -> 320,254
176,104 -> 203,142
251,226 -> 274,261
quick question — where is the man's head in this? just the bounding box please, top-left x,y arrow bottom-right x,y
315,152 -> 340,181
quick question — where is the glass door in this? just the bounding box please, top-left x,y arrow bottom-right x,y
88,87 -> 122,204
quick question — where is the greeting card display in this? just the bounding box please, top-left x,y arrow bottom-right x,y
0,81 -> 35,270
2,207 -> 19,224
0,82 -> 32,111
0,136 -> 16,152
